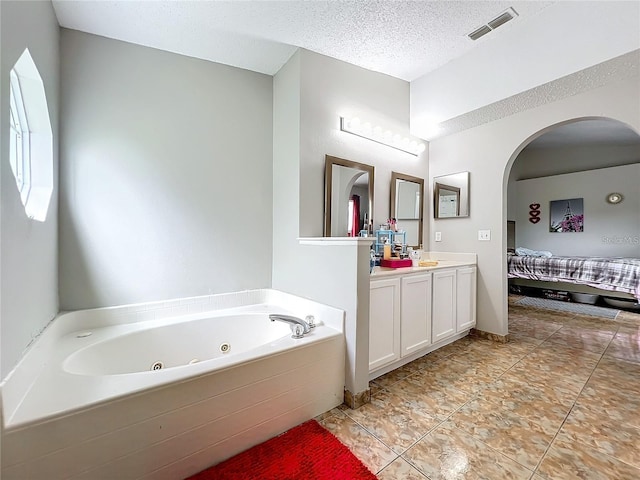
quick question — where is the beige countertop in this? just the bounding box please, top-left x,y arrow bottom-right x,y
370,259 -> 476,278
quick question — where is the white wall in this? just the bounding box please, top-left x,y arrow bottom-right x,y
273,49 -> 428,396
410,1 -> 640,135
507,143 -> 640,220
428,74 -> 640,336
512,144 -> 640,181
1,0 -> 59,380
59,30 -> 273,309
514,164 -> 640,257
297,50 -> 427,237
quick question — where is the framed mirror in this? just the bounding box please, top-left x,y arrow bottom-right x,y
324,155 -> 374,237
434,171 -> 469,218
390,172 -> 424,247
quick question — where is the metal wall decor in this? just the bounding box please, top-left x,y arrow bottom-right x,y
528,203 -> 541,224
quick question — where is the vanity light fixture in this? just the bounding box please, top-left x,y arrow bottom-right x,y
340,117 -> 426,156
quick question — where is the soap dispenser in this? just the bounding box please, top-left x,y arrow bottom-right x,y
383,239 -> 392,260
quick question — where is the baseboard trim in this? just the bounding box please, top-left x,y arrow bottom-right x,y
343,388 -> 371,409
471,328 -> 510,343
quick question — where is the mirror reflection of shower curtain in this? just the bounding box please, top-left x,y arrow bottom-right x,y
349,194 -> 360,236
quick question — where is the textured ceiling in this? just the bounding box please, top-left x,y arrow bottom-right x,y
51,1 -> 638,147
51,0 -> 554,81
439,50 -> 640,145
528,119 -> 640,149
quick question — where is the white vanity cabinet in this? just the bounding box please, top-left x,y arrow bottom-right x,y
400,273 -> 432,356
432,269 -> 457,343
456,266 -> 477,332
369,277 -> 401,371
369,260 -> 477,376
369,273 -> 432,371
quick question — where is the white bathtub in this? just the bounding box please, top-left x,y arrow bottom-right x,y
1,289 -> 345,479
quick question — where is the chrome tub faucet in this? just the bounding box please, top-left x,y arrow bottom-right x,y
269,314 -> 312,339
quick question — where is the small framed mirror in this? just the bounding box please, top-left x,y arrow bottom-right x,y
390,172 -> 424,247
324,155 -> 374,237
434,171 -> 469,219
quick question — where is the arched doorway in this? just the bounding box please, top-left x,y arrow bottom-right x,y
503,117 -> 640,332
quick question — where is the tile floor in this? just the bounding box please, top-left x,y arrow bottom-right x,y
316,297 -> 640,479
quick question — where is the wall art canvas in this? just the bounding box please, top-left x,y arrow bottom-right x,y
549,198 -> 584,232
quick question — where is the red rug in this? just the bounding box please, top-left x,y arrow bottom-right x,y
186,420 -> 377,480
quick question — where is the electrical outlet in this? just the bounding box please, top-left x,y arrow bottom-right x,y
435,231 -> 442,242
478,230 -> 491,241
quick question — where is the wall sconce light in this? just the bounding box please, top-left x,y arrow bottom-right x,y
340,117 -> 426,156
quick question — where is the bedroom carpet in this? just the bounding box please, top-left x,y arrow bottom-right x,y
515,296 -> 620,319
185,420 -> 377,480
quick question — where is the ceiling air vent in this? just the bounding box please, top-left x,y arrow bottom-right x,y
488,10 -> 516,29
468,25 -> 492,41
467,7 -> 518,41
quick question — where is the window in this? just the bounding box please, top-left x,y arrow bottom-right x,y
8,49 -> 53,222
9,69 -> 31,204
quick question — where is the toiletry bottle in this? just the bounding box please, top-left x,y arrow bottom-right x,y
383,239 -> 391,260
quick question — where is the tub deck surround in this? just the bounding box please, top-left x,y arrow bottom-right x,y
1,289 -> 346,480
296,237 -> 374,410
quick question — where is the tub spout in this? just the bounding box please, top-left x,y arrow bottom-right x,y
269,314 -> 311,339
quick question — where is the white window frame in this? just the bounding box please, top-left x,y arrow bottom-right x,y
9,69 -> 31,205
8,48 -> 53,222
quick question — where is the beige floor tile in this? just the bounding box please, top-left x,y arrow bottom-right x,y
343,389 -> 441,454
369,380 -> 384,397
507,322 -> 562,341
447,399 -> 555,470
403,424 -> 533,480
317,411 -> 397,474
616,325 -> 640,337
416,359 -> 504,394
578,381 -> 640,410
604,332 -> 640,363
449,347 -> 524,371
537,439 -> 640,480
557,408 -> 640,469
575,387 -> 640,429
416,346 -> 456,362
372,363 -> 421,389
499,368 -> 583,401
615,310 -> 640,327
322,301 -> 640,479
508,330 -> 547,346
506,359 -> 591,394
479,377 -> 572,430
543,327 -> 614,353
531,342 -> 603,363
565,315 -> 621,333
377,457 -> 429,479
589,359 -> 640,396
595,354 -> 640,375
386,376 -> 471,420
514,346 -> 599,371
486,338 -> 540,356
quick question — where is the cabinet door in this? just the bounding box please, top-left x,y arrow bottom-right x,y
432,269 -> 457,343
401,273 -> 432,357
456,266 -> 477,332
369,278 -> 401,371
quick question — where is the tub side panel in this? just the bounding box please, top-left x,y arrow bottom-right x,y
4,334 -> 335,464
2,336 -> 344,479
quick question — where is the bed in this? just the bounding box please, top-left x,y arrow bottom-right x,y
508,255 -> 640,300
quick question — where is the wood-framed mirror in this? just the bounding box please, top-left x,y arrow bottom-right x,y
434,171 -> 470,218
324,155 -> 374,237
390,172 -> 424,248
